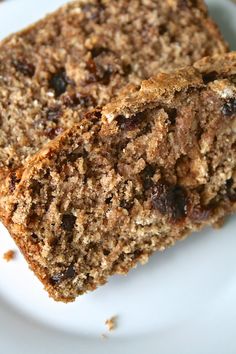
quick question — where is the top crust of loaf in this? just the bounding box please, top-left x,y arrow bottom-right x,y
103,52 -> 236,122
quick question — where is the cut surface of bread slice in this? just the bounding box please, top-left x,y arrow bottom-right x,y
1,53 -> 236,302
0,0 -> 228,177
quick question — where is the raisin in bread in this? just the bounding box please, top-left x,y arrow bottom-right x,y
0,0 -> 228,178
1,52 -> 236,301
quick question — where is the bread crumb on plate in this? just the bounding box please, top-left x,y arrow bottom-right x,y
105,316 -> 117,331
3,250 -> 16,262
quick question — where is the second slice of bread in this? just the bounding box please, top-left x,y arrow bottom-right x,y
0,0 -> 228,178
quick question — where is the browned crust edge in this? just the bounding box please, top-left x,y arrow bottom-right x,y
103,52 -> 236,120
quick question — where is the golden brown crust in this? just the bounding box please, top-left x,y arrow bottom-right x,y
194,52 -> 236,74
102,68 -> 203,121
103,52 -> 236,121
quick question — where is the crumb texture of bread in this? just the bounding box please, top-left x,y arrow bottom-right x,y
1,53 -> 236,302
105,316 -> 117,331
0,0 -> 228,176
3,250 -> 15,262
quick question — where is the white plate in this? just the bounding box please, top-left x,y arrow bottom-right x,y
0,1 -> 236,353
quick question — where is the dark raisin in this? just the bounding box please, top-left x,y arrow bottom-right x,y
68,152 -> 79,163
103,249 -> 110,256
68,147 -> 88,162
105,197 -> 112,204
159,24 -> 167,35
63,264 -> 76,280
85,109 -> 102,122
49,69 -> 69,97
86,59 -> 113,85
93,109 -> 102,120
122,63 -> 132,76
226,178 -> 234,189
117,112 -> 145,131
133,249 -> 143,259
143,178 -> 154,191
88,242 -> 99,251
144,165 -> 155,177
61,214 -> 76,231
100,68 -> 113,85
47,107 -> 62,122
48,236 -> 58,247
30,180 -> 42,195
221,98 -> 236,117
202,71 -> 217,84
86,64 -> 98,84
229,193 -> 236,202
9,173 -> 20,193
226,178 -> 236,202
190,0 -> 198,6
116,115 -> 129,129
46,127 -> 63,139
120,199 -> 134,210
86,58 -> 97,76
196,124 -> 204,140
28,211 -> 38,223
166,108 -> 177,125
7,159 -> 14,169
30,233 -> 39,244
141,164 -> 155,190
151,180 -> 188,222
12,59 -> 35,77
91,46 -> 109,58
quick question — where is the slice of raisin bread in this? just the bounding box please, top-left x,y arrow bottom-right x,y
0,0 -> 228,178
1,52 -> 236,302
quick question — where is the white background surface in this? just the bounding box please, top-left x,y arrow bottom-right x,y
0,1 -> 236,353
